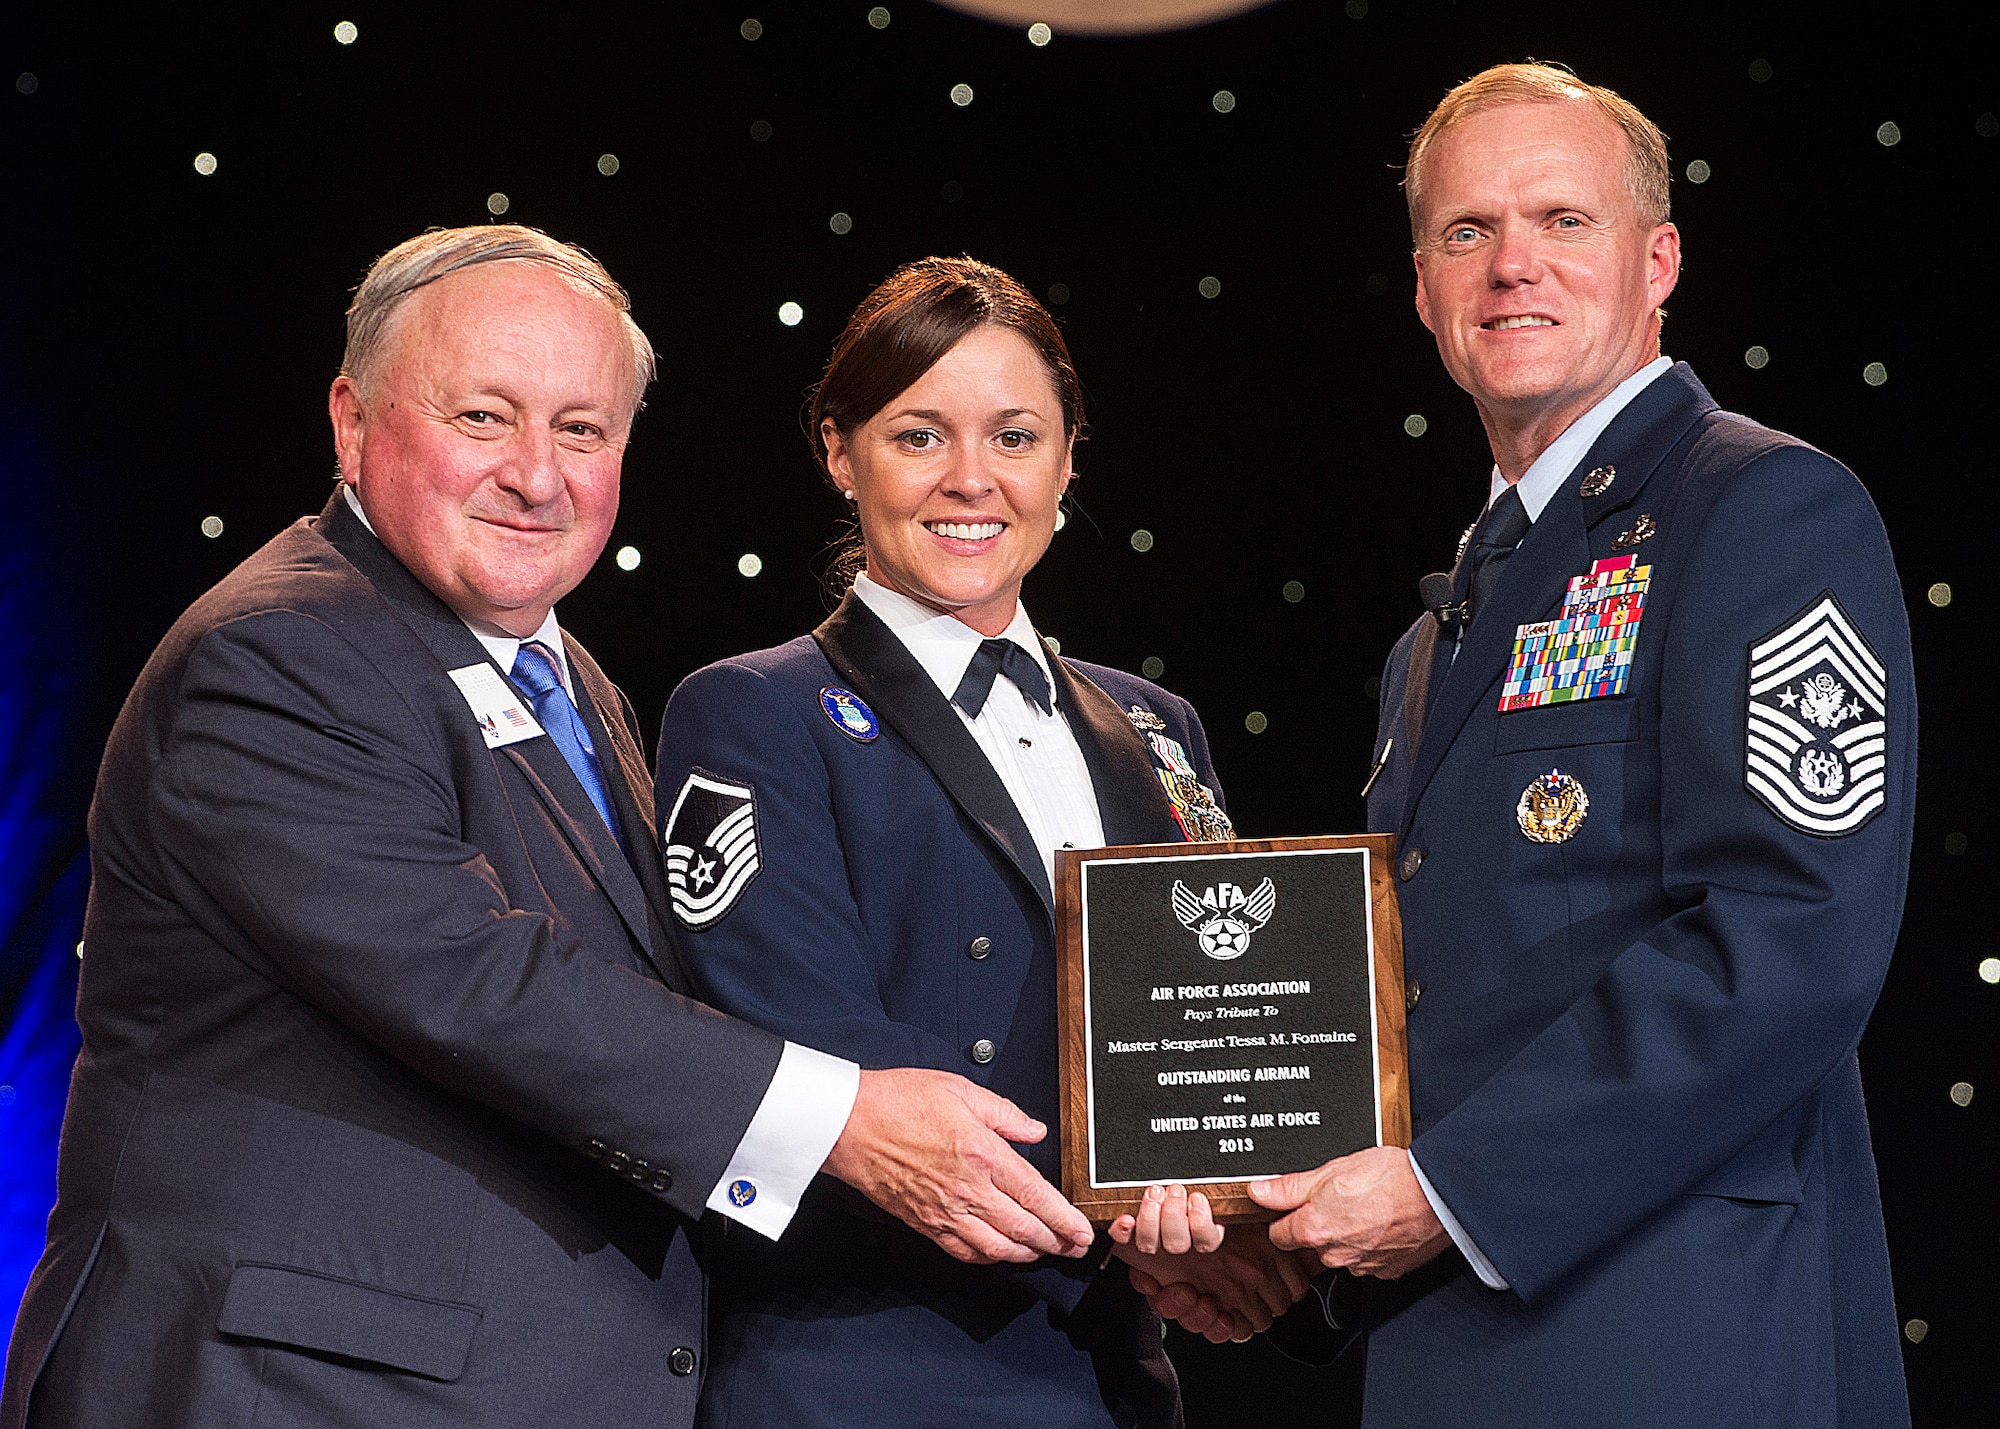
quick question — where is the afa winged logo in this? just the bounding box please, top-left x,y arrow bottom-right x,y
1171,878 -> 1276,961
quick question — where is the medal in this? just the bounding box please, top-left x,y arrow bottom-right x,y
1517,768 -> 1589,843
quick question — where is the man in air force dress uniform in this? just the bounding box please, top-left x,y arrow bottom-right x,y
1227,65 -> 1916,1427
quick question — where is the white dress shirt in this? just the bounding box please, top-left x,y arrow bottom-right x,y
851,572 -> 1106,882
1411,356 -> 1672,1292
341,484 -> 857,1239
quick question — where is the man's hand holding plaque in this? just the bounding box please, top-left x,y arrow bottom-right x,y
1109,1198 -> 1314,1342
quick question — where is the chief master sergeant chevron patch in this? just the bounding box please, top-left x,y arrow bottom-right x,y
1745,591 -> 1888,837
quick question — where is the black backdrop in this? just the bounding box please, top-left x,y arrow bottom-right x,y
1,1 -> 1991,1422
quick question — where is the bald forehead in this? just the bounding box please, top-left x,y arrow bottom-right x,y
393,261 -> 624,355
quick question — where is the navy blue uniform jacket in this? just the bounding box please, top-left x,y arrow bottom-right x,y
655,593 -> 1217,1429
1358,365 -> 1914,1427
2,491 -> 782,1429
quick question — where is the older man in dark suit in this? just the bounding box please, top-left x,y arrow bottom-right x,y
1,225 -> 1092,1429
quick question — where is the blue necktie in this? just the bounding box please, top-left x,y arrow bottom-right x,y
511,640 -> 626,855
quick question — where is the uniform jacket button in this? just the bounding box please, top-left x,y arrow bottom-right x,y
1405,981 -> 1424,1014
585,1138 -> 607,1160
649,1169 -> 674,1193
969,1038 -> 997,1065
668,1346 -> 697,1377
1398,847 -> 1424,882
628,1158 -> 650,1182
606,1150 -> 630,1173
967,936 -> 992,960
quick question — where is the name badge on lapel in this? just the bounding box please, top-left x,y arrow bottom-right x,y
447,664 -> 546,749
1500,556 -> 1653,713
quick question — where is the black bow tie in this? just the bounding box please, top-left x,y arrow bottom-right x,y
952,638 -> 1053,718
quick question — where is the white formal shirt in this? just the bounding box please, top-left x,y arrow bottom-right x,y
1411,355 -> 1673,1293
341,484 -> 857,1239
852,572 -> 1107,882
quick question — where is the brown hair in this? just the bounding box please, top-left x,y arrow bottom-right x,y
810,256 -> 1084,466
1404,62 -> 1671,242
809,256 -> 1084,593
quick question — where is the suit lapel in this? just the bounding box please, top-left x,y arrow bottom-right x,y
567,647 -> 692,991
814,593 -> 1055,916
1401,365 -> 1716,832
315,491 -> 669,976
1044,658 -> 1186,847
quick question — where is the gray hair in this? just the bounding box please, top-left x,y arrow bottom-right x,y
341,224 -> 658,417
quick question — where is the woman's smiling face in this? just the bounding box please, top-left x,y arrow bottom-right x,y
825,323 -> 1073,637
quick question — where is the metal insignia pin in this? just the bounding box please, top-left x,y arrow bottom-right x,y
1612,513 -> 1657,550
1127,704 -> 1167,733
1580,465 -> 1616,497
1517,768 -> 1589,843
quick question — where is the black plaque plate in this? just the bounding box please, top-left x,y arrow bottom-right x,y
1056,835 -> 1409,1223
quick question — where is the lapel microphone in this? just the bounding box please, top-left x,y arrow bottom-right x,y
1420,572 -> 1469,631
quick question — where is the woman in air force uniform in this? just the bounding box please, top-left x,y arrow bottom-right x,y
654,258 -> 1304,1429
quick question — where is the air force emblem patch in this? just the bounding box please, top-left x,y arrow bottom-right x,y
662,769 -> 762,928
1746,591 -> 1888,837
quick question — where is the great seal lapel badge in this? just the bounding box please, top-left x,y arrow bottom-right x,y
1612,513 -> 1657,550
1518,768 -> 1589,843
662,768 -> 763,928
1579,465 -> 1617,498
1745,590 -> 1887,837
1502,556 -> 1651,712
819,687 -> 880,742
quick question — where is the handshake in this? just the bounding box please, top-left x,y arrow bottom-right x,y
827,1068 -> 1451,1343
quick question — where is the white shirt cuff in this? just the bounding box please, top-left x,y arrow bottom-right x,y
1408,1148 -> 1510,1290
705,1042 -> 861,1239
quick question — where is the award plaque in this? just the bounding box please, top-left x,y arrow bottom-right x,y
1055,835 -> 1410,1223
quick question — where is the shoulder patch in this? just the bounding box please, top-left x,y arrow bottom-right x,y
661,768 -> 762,928
1744,591 -> 1887,838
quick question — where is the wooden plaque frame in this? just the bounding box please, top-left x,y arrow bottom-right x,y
1054,834 -> 1410,1223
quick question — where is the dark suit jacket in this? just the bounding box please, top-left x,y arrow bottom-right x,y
1355,365 -> 1914,1427
2,490 -> 784,1429
653,595 -> 1217,1429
